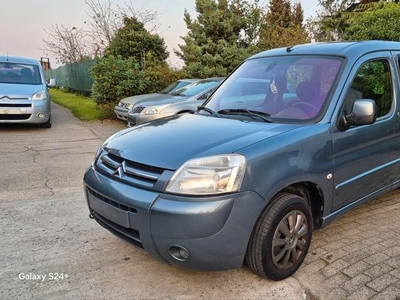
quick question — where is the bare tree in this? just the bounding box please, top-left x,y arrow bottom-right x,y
84,0 -> 117,53
42,24 -> 91,64
43,0 -> 161,64
118,0 -> 161,32
84,0 -> 160,55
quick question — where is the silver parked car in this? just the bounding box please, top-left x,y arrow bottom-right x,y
0,55 -> 55,128
127,77 -> 224,126
114,79 -> 199,121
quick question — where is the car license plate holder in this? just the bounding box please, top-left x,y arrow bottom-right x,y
88,193 -> 130,228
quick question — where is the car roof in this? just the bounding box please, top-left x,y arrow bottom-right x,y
178,78 -> 200,83
0,55 -> 40,65
178,77 -> 224,90
249,40 -> 400,60
135,79 -> 223,108
196,77 -> 225,82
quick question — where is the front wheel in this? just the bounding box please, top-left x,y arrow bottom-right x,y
246,193 -> 312,280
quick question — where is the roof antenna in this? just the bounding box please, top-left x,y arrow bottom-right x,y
6,51 -> 9,61
286,46 -> 294,53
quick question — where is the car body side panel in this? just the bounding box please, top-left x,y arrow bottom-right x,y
331,51 -> 400,211
238,124 -> 334,217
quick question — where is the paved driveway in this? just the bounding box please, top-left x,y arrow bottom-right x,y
1,103 -> 399,299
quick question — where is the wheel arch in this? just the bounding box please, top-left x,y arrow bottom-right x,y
278,182 -> 325,230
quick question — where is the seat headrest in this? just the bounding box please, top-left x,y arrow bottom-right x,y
296,81 -> 317,102
20,68 -> 32,77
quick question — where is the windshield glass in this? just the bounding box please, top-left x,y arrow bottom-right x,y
160,80 -> 192,94
173,79 -> 221,97
205,56 -> 343,121
0,62 -> 42,85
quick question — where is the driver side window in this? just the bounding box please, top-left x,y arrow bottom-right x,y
344,59 -> 393,117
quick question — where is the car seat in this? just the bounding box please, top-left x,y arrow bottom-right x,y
294,81 -> 320,117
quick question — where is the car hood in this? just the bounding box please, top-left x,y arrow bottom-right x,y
121,93 -> 174,105
105,114 -> 304,170
0,83 -> 44,99
137,95 -> 190,108
167,97 -> 199,109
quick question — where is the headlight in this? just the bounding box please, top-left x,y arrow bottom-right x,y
125,103 -> 133,110
141,104 -> 171,115
166,154 -> 246,195
31,90 -> 47,101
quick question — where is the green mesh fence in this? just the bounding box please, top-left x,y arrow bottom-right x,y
45,59 -> 97,92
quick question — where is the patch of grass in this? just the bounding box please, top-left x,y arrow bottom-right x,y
49,89 -> 103,121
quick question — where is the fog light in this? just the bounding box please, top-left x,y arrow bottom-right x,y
169,245 -> 190,261
37,113 -> 45,119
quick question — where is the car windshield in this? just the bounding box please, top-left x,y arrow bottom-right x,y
160,80 -> 192,94
172,80 -> 221,97
0,62 -> 42,85
204,56 -> 343,122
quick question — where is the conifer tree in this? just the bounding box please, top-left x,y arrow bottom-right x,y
258,0 -> 309,50
106,17 -> 168,69
176,0 -> 260,78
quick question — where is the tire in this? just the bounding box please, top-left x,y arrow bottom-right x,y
40,115 -> 52,128
246,193 -> 312,280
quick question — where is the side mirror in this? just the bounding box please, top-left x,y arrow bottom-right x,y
338,99 -> 377,131
47,78 -> 56,87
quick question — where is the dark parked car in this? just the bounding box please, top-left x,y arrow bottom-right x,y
114,79 -> 198,122
127,78 -> 223,126
84,41 -> 400,280
0,55 -> 55,128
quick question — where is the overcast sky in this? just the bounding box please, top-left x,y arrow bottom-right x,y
0,0 -> 320,67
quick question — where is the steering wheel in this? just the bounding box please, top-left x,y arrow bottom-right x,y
292,102 -> 319,115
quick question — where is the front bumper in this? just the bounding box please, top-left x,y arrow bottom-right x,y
114,106 -> 129,121
84,166 -> 266,271
0,100 -> 50,124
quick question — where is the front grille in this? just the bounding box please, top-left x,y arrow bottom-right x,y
87,188 -> 137,213
131,106 -> 145,113
96,152 -> 164,187
0,114 -> 31,120
0,104 -> 31,107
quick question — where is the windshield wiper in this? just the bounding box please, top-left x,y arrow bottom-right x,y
197,106 -> 220,118
218,109 -> 272,123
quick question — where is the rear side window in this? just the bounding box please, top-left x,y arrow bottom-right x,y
345,59 -> 393,118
